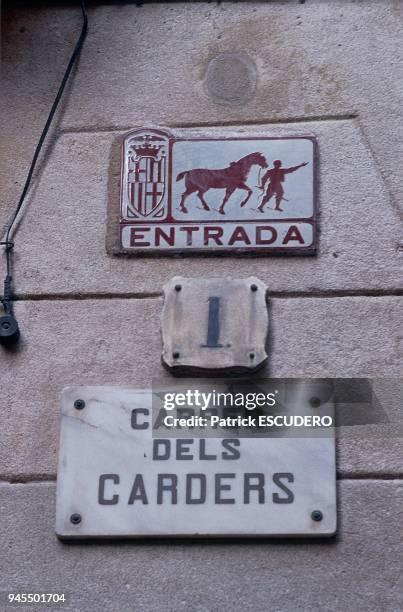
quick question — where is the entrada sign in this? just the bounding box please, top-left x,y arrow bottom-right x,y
118,128 -> 317,254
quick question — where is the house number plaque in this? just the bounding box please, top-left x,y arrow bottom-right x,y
161,276 -> 269,375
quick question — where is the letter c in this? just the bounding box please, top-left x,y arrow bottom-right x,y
131,408 -> 149,429
98,474 -> 119,505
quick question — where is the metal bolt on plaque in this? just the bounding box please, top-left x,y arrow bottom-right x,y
161,276 -> 269,375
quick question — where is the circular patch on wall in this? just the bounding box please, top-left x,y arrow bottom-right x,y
205,51 -> 257,106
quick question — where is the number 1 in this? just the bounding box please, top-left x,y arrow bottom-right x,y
202,296 -> 223,348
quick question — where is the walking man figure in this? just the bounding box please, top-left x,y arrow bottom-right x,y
258,160 -> 308,212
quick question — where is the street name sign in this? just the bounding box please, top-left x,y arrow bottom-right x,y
116,127 -> 317,254
56,387 -> 336,539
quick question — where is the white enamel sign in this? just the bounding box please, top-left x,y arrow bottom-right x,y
56,387 -> 336,539
118,128 -> 317,254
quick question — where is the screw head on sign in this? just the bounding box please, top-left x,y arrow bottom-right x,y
249,352 -> 255,360
310,397 -> 321,408
175,284 -> 182,292
311,510 -> 323,522
70,513 -> 82,525
250,284 -> 258,292
74,399 -> 85,410
173,351 -> 180,359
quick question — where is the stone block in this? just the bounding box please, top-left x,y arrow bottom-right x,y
0,296 -> 401,479
0,480 -> 401,611
0,121 -> 400,296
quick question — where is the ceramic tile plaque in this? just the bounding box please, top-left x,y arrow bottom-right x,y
115,127 -> 317,254
56,387 -> 336,539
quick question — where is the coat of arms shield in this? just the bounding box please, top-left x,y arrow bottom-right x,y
122,129 -> 169,219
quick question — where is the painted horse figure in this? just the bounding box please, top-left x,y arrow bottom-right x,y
176,152 -> 268,215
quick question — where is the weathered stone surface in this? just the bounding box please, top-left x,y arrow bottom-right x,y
0,480 -> 401,611
336,378 -> 403,477
161,277 -> 269,374
0,296 -> 401,479
0,121 -> 401,296
2,2 -> 401,260
2,0 -> 397,210
0,2 -> 400,606
0,5 -> 86,234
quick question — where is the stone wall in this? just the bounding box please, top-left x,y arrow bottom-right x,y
1,2 -> 402,611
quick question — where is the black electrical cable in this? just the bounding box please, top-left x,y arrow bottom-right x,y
0,1 -> 88,344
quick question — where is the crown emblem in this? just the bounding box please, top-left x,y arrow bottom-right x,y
131,135 -> 163,160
